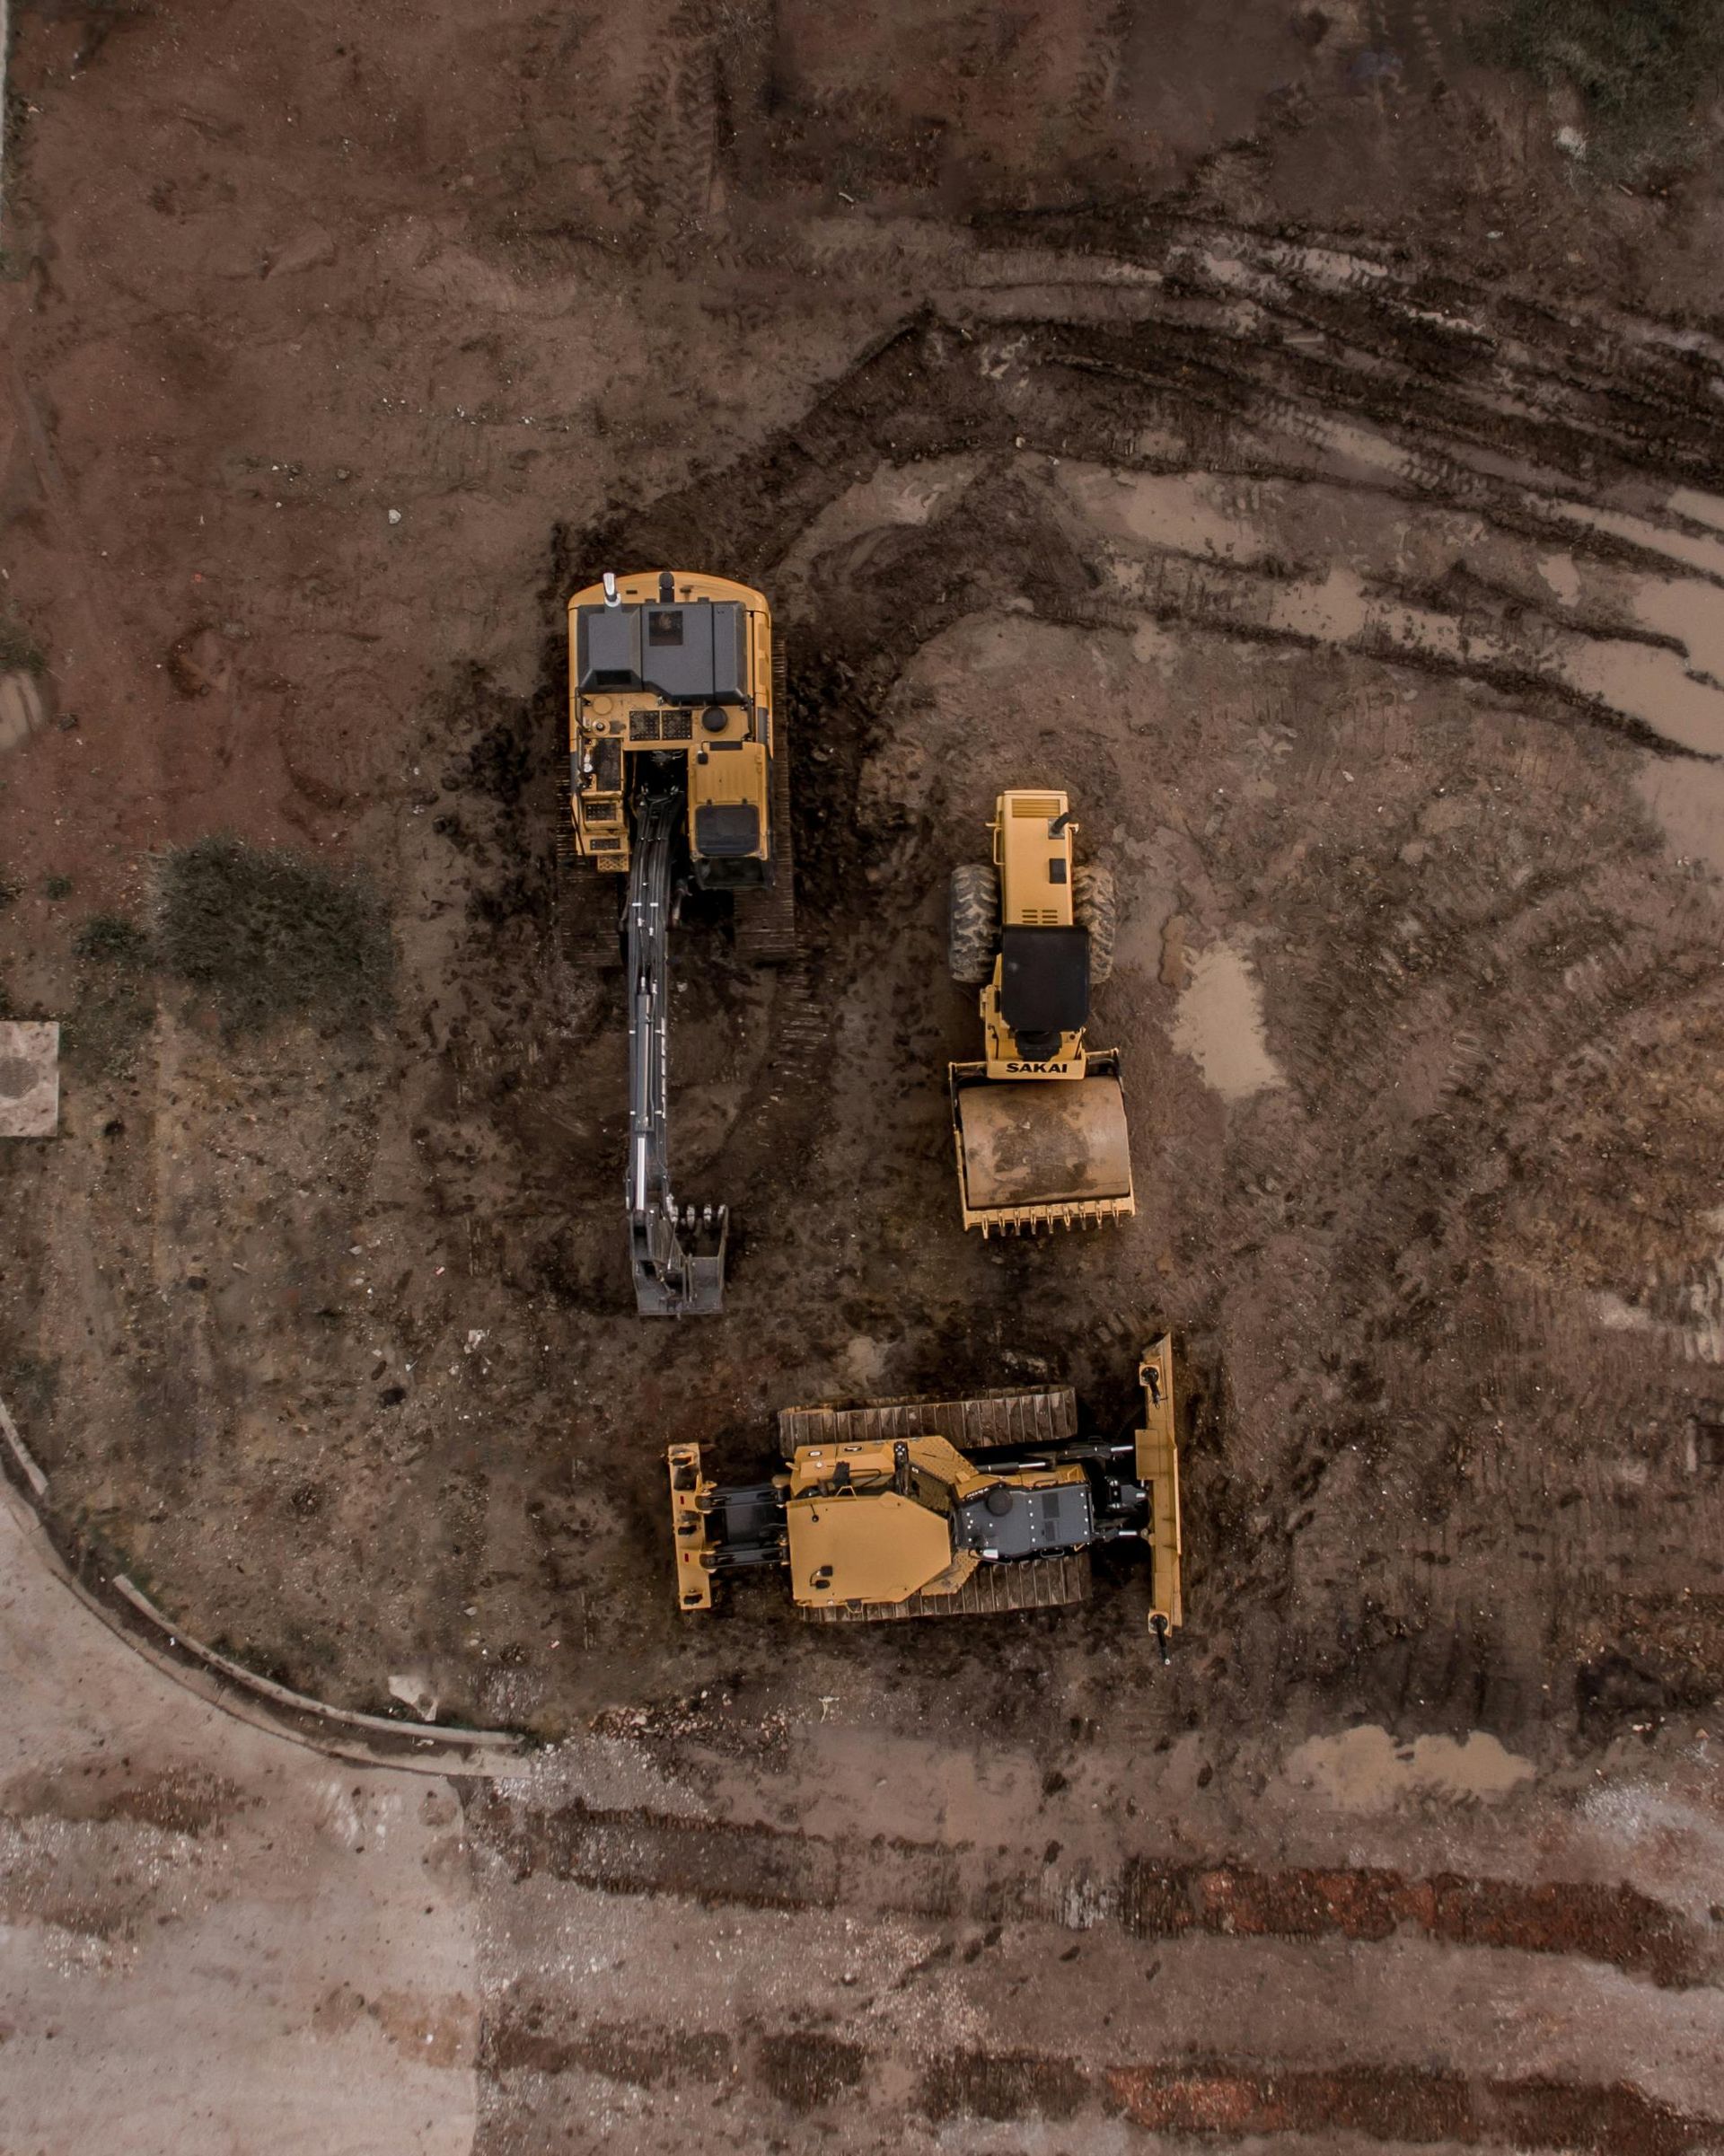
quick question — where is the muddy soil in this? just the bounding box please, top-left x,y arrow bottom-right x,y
5,2 -> 1724,2151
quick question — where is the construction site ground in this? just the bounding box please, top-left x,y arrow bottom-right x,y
4,3 -> 1724,2150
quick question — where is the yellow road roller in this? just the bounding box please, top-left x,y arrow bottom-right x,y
946,789 -> 1134,1234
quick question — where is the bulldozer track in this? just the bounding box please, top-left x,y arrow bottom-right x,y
778,1383 -> 1079,1458
799,1549 -> 1092,1624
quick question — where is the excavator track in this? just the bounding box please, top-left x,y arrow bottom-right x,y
800,1551 -> 1092,1624
778,1384 -> 1078,1461
734,641 -> 796,966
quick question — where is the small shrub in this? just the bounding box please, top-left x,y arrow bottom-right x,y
45,875 -> 73,901
74,912 -> 151,965
0,618 -> 45,675
63,983 -> 155,1078
154,834 -> 394,1034
0,872 -> 20,911
1474,0 -> 1724,171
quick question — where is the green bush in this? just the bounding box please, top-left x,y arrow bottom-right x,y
0,619 -> 45,675
74,912 -> 151,965
1476,0 -> 1724,170
155,835 -> 394,1034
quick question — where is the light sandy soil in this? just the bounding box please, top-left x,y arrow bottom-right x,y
4,1 -> 1724,2149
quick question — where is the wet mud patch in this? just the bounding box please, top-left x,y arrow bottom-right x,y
13,216 -> 1724,1754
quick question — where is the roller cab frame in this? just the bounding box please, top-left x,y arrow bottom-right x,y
668,1333 -> 1183,1640
948,789 -> 1135,1236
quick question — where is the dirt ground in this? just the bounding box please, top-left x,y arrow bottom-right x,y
5,1 -> 1724,2149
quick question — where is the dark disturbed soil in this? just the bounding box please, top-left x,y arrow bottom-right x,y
5,4 -> 1724,2152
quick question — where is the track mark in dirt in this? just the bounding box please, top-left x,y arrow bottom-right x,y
471,1795 -> 1714,1986
1104,2059 -> 1720,2153
476,2007 -> 1717,2154
483,2014 -> 734,2089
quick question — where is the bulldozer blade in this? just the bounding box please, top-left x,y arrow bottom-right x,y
952,1063 -> 1134,1233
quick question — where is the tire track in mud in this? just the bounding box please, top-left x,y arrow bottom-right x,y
477,2005 -> 1723,2152
469,1791 -> 1717,1987
1103,2061 -> 1720,2152
519,254 -> 1724,1736
481,2001 -> 1724,2152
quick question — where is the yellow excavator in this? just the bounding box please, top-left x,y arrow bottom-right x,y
946,789 -> 1134,1234
566,569 -> 793,1316
668,1336 -> 1182,1645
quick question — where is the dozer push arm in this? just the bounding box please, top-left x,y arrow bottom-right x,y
626,791 -> 728,1316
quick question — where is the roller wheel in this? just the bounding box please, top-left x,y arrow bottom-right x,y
948,862 -> 1000,985
1074,861 -> 1116,987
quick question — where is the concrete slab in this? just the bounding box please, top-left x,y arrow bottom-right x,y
0,1020 -> 59,1137
0,670 -> 47,752
0,1485 -> 481,2156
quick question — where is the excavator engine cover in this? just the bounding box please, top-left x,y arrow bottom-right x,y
956,1071 -> 1131,1214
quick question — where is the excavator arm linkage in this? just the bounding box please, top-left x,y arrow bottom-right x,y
626,791 -> 728,1316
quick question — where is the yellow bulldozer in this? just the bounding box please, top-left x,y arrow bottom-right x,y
565,569 -> 793,1316
668,1335 -> 1182,1645
946,789 -> 1134,1234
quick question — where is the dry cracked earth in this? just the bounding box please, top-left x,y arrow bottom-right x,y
3,1 -> 1724,2151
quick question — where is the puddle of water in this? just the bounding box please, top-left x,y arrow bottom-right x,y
1060,466 -> 1267,565
778,453 -> 984,580
1557,635 -> 1724,757
1170,940 -> 1285,1102
1285,1725 -> 1536,1808
1629,571 -> 1724,687
1666,485 -> 1724,537
1060,453 -> 1724,763
1539,552 -> 1580,606
1637,748 -> 1724,876
1549,497 -> 1724,584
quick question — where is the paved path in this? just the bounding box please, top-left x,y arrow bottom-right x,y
0,1490 -> 479,2155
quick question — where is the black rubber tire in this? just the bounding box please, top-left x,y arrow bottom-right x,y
1074,861 -> 1116,987
948,862 -> 1000,985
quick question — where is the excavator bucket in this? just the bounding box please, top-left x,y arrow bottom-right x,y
949,1052 -> 1135,1234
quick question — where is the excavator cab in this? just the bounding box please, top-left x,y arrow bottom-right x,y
566,569 -> 795,1316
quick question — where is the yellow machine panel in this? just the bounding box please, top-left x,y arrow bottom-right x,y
995,791 -> 1076,928
787,1489 -> 956,1609
667,1345 -> 1183,1639
946,788 -> 1135,1236
566,568 -> 776,880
